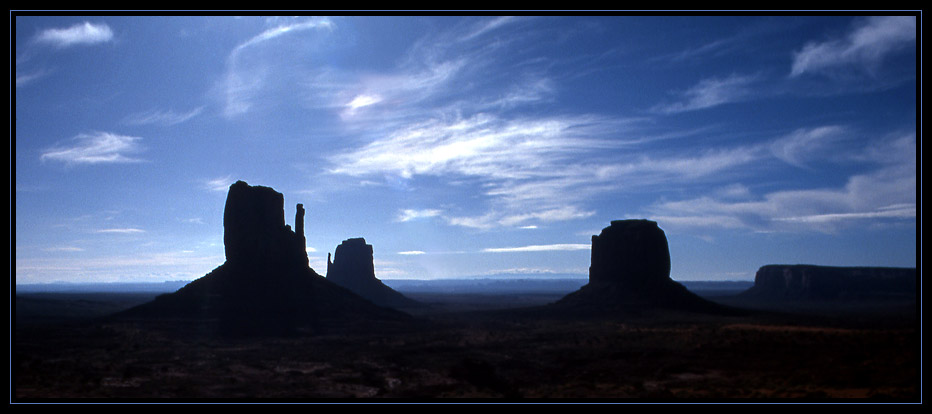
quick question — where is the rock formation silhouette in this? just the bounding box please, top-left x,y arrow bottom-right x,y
326,237 -> 421,309
116,181 -> 408,335
742,264 -> 917,300
553,220 -> 737,315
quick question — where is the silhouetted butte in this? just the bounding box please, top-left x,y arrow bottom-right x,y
115,181 -> 408,335
553,219 -> 738,315
326,237 -> 422,309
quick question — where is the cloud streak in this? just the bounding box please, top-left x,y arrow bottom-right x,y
231,18 -> 334,58
482,244 -> 591,253
16,69 -> 51,88
769,125 -> 847,167
40,132 -> 145,165
35,21 -> 114,48
790,16 -> 916,77
646,132 -> 916,233
204,176 -> 236,192
396,209 -> 443,222
95,228 -> 146,234
652,73 -> 759,114
221,17 -> 334,118
123,106 -> 204,126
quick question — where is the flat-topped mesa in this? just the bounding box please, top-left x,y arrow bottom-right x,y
222,180 -> 307,269
743,264 -> 917,300
589,219 -> 671,288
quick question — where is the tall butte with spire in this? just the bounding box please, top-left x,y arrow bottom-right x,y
116,181 -> 408,335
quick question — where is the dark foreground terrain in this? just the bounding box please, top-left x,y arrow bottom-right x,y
13,287 -> 919,402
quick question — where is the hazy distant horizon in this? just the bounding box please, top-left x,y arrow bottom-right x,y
15,14 -> 917,285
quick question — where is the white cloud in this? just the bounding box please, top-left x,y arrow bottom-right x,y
330,110 -> 769,230
791,16 -> 916,77
204,176 -> 236,192
773,204 -> 916,224
445,206 -> 596,230
498,207 -> 596,227
396,209 -> 443,222
327,59 -> 467,123
330,113 -> 618,229
345,94 -> 382,110
715,183 -> 753,199
16,69 -> 51,88
652,73 -> 759,114
35,21 -> 114,48
40,132 -> 145,165
231,18 -> 334,58
221,18 -> 334,118
647,133 -> 916,233
43,246 -> 85,252
398,251 -> 426,255
123,106 -> 204,126
460,16 -> 518,41
482,244 -> 591,253
95,228 -> 145,234
769,125 -> 847,167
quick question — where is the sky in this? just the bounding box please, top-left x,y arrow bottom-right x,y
13,14 -> 918,284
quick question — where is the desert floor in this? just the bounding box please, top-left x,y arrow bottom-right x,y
13,291 -> 919,402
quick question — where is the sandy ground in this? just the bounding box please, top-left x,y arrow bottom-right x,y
12,292 -> 919,402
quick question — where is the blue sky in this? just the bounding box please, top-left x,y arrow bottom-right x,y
14,15 -> 918,284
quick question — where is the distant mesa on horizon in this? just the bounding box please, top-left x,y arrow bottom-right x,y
115,180 -> 409,336
552,219 -> 740,316
742,264 -> 917,301
326,237 -> 422,310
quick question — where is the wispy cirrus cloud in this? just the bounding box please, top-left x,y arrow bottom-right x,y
204,176 -> 236,192
43,246 -> 85,252
396,209 -> 443,222
221,17 -> 334,118
18,22 -> 111,88
34,21 -> 114,48
15,68 -> 52,88
95,228 -> 145,234
646,132 -> 916,234
230,18 -> 334,58
790,16 -> 916,78
773,204 -> 916,225
329,109 -> 767,230
328,113 -> 613,229
123,106 -> 204,126
445,206 -> 596,231
40,132 -> 145,165
324,18 -> 867,232
397,250 -> 426,255
652,73 -> 760,114
482,243 -> 591,253
459,16 -> 519,41
769,125 -> 847,167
